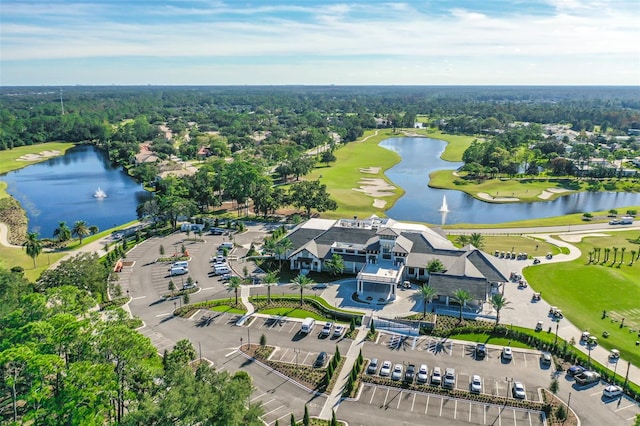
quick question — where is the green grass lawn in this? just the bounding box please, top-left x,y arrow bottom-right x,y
524,230 -> 640,367
306,129 -> 404,218
447,205 -> 640,229
447,332 -> 533,349
417,129 -> 476,162
448,235 -> 563,257
210,304 -> 246,314
0,142 -> 74,175
259,307 -> 331,321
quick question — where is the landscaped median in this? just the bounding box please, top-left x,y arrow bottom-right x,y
175,299 -> 248,317
359,373 -> 549,412
240,343 -> 345,395
250,295 -> 364,325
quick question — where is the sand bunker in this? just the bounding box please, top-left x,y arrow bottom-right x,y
560,233 -> 609,243
539,188 -> 571,200
16,150 -> 62,161
373,199 -> 387,208
360,167 -> 381,174
477,192 -> 520,202
353,177 -> 396,199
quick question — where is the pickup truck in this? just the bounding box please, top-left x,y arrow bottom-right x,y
575,371 -> 601,385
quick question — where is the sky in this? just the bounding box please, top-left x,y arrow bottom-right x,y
1,0 -> 639,86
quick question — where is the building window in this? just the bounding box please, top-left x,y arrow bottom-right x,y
408,267 -> 415,275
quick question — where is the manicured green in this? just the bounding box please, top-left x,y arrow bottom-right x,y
210,304 -> 246,314
448,206 -> 640,229
524,231 -> 640,367
418,129 -> 476,162
251,294 -> 363,315
447,332 -> 533,349
259,307 -> 331,321
306,129 -> 404,218
449,235 -> 562,257
0,142 -> 74,175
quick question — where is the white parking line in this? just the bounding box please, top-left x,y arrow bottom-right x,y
527,410 -> 533,426
274,412 -> 292,424
383,388 -> 390,407
615,403 -> 637,412
439,397 -> 444,416
250,392 -> 267,402
483,405 -> 487,424
156,312 -> 172,317
301,352 -> 311,365
425,395 -> 430,414
279,348 -> 289,361
396,391 -> 402,409
590,390 -> 602,397
132,296 -> 146,300
288,323 -> 297,334
369,386 -> 377,404
453,399 -> 457,419
469,401 -> 472,422
263,405 -> 286,417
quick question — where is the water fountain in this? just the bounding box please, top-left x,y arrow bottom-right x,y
438,195 -> 449,212
94,187 -> 107,199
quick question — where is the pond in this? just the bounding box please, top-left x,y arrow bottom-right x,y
380,137 -> 640,224
1,145 -> 149,238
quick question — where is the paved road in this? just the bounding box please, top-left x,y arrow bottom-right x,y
115,228 -> 639,425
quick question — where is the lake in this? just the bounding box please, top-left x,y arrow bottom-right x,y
1,145 -> 149,238
380,137 -> 640,224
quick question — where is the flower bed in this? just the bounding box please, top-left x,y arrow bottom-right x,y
242,344 -> 343,394
540,389 -> 578,425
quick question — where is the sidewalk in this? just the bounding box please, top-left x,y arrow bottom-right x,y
319,323 -> 369,420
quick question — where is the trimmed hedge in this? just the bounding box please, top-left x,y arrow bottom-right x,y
251,295 -> 363,325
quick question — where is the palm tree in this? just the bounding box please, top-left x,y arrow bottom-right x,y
620,247 -> 626,265
490,293 -> 512,325
630,250 -> 636,266
453,289 -> 472,321
290,274 -> 314,306
89,225 -> 99,235
262,271 -> 278,304
455,234 -> 470,247
53,221 -> 71,243
325,253 -> 345,276
426,259 -> 445,274
420,285 -> 437,318
228,276 -> 242,305
274,237 -> 293,269
612,247 -> 618,264
22,232 -> 42,268
72,220 -> 90,244
468,233 -> 485,250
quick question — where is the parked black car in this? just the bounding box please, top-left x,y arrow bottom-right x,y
404,364 -> 416,383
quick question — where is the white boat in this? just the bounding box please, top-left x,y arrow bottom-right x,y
94,187 -> 107,198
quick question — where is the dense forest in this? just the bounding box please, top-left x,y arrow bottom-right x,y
0,261 -> 263,425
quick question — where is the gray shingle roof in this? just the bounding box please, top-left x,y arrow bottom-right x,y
428,274 -> 488,300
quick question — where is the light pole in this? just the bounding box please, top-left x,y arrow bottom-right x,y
564,392 -> 571,424
555,318 -> 561,345
173,301 -> 177,312
247,327 -> 251,347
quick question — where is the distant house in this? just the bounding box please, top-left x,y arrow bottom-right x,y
283,216 -> 509,308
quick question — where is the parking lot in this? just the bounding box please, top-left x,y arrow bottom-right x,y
344,384 -> 544,426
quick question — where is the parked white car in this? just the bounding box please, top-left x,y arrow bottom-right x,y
391,364 -> 403,380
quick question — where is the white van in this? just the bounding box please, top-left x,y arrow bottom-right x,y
214,265 -> 230,275
219,242 -> 234,250
172,261 -> 188,269
169,267 -> 188,276
300,317 -> 316,334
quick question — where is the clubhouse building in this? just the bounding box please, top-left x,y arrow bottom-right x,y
284,216 -> 510,309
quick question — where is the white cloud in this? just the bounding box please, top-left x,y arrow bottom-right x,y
1,0 -> 638,84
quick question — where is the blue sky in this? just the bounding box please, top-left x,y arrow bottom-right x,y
1,0 -> 639,86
